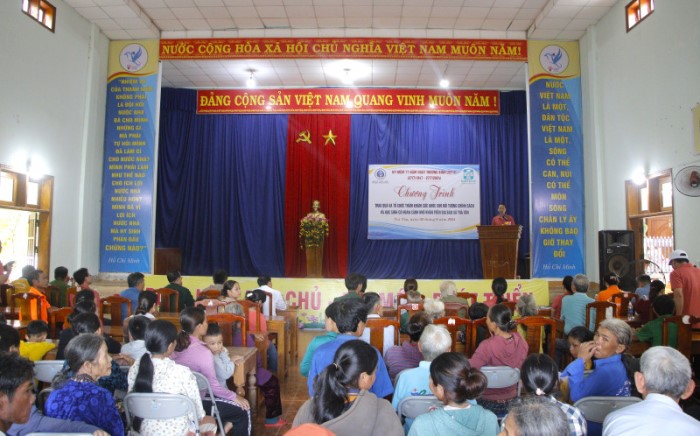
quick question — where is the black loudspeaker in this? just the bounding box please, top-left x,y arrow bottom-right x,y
598,230 -> 636,290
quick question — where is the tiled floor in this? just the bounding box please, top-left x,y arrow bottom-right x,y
251,361 -> 307,436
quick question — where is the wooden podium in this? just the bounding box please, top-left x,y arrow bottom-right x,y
476,225 -> 522,279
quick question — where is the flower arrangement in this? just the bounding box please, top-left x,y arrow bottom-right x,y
299,213 -> 329,249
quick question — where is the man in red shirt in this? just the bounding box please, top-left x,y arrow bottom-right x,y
491,203 -> 515,225
669,249 -> 700,323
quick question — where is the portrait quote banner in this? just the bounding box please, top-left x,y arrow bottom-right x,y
368,164 -> 480,239
100,40 -> 160,272
528,41 -> 585,277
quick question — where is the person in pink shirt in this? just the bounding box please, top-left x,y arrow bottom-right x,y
171,307 -> 251,436
469,303 -> 528,418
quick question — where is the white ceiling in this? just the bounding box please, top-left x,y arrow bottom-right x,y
65,0 -> 619,90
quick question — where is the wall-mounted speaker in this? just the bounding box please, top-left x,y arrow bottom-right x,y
598,230 -> 636,291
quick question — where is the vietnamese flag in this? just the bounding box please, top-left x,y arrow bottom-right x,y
284,114 -> 351,278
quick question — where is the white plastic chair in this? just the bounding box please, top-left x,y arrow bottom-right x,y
397,395 -> 442,421
573,396 -> 642,424
192,371 -> 225,434
124,392 -> 200,435
34,360 -> 65,384
481,366 -> 521,397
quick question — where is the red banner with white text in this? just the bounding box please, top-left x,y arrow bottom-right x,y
197,88 -> 499,115
161,38 -> 527,61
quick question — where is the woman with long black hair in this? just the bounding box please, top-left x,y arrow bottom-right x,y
292,339 -> 403,435
171,307 -> 251,436
127,320 -> 216,435
133,290 -> 158,319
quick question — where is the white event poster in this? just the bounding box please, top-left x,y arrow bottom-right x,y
368,164 -> 480,239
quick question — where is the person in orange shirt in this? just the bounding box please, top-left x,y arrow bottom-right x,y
597,273 -> 623,302
27,269 -> 51,322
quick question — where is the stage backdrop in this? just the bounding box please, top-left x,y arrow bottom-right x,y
368,164 -> 481,239
156,89 -> 529,279
145,275 -> 548,329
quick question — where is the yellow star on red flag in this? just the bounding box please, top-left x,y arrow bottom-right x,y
322,129 -> 337,146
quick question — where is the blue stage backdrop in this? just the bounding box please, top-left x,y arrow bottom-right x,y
156,88 -> 529,279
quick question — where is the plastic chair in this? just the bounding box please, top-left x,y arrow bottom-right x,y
99,294 -> 132,327
516,316 -> 557,358
34,360 -> 65,384
481,366 -> 520,398
123,392 -> 200,435
365,318 -> 399,355
573,396 -> 642,425
585,301 -> 616,331
433,316 -> 471,353
154,287 -> 179,312
192,371 -> 226,434
208,313 -> 246,346
397,395 -> 441,421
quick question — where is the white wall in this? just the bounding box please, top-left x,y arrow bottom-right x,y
0,0 -> 109,274
580,0 -> 700,278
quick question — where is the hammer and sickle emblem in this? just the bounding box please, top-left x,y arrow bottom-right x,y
296,130 -> 312,144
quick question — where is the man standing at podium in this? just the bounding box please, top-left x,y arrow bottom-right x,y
491,203 -> 515,225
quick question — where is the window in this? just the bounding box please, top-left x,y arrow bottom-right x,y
626,0 -> 654,32
21,0 -> 56,32
0,172 -> 16,203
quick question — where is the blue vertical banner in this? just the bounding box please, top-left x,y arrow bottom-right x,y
528,41 -> 585,277
100,40 -> 160,272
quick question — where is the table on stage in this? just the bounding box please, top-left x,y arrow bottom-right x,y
227,346 -> 257,412
267,315 -> 290,379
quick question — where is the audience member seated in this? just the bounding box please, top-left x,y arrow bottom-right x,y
201,269 -> 228,293
257,276 -> 287,317
504,354 -> 586,436
19,320 -> 55,361
49,266 -> 71,307
469,304 -> 528,416
557,274 -> 595,366
484,277 -> 507,308
128,320 -> 217,435
334,272 -> 367,302
301,303 -> 339,377
171,307 -> 251,436
72,268 -> 100,307
293,340 -> 403,435
56,303 -> 121,359
634,274 -> 652,300
399,289 -> 423,333
514,294 -> 538,341
635,294 -> 676,347
165,270 -> 195,311
408,352 -> 498,436
0,324 -> 20,353
360,292 -> 396,355
634,279 -> 665,324
423,298 -> 445,321
566,326 -> 594,370
120,272 -> 145,318
26,269 -> 51,322
10,265 -> 34,294
500,397 -> 569,436
307,299 -> 393,399
133,290 -> 157,319
219,279 -> 243,316
439,280 -> 469,319
551,275 -> 574,319
204,323 -> 286,428
603,346 -> 700,435
384,312 -> 430,382
392,324 -> 453,432
402,278 -> 419,303
46,334 -> 124,436
121,315 -> 151,361
468,302 -> 490,349
597,273 -> 622,303
56,313 -> 130,395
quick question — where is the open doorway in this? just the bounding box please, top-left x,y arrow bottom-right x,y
0,209 -> 39,281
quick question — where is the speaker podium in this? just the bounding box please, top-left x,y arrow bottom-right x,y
477,225 -> 523,279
